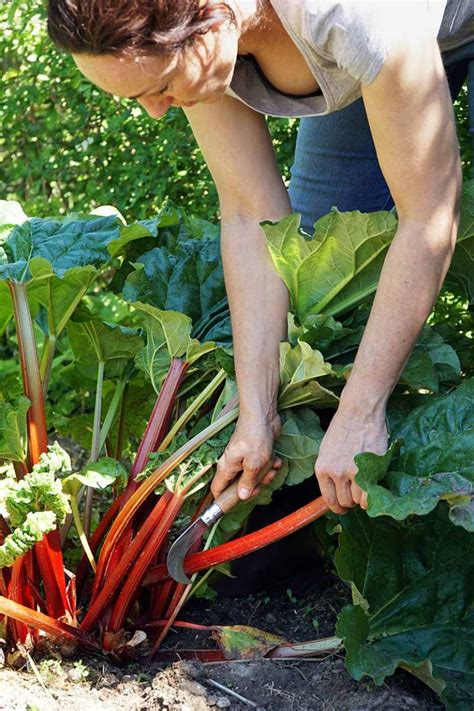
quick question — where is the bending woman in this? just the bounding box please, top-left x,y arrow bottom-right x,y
48,0 -> 472,514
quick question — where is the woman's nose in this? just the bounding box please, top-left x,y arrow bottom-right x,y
137,96 -> 173,119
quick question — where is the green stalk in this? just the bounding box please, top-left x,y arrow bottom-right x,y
114,383 -> 129,461
8,283 -> 48,462
99,365 -> 134,454
39,334 -> 57,397
159,369 -> 226,452
70,496 -> 96,573
83,359 -> 105,539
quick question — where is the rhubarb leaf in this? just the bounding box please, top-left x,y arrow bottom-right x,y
275,408 -> 323,486
400,325 -> 461,392
27,262 -> 97,337
212,625 -> 288,660
0,511 -> 57,568
335,505 -> 474,710
62,458 -> 128,497
122,230 -> 231,344
4,445 -> 71,528
0,396 -> 30,462
133,303 -> 216,393
67,318 -> 143,379
263,209 -> 397,322
278,341 -> 338,409
355,378 -> 474,530
0,214 -> 121,283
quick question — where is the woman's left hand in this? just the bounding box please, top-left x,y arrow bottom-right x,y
315,406 -> 388,514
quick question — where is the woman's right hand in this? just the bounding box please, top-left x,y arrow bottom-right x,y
211,414 -> 283,501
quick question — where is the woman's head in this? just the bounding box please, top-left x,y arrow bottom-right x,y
47,1 -> 236,57
47,1 -> 251,117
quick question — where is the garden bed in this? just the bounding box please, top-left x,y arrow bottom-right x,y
0,565 -> 442,711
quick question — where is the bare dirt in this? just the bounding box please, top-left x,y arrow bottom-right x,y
0,563 -> 442,711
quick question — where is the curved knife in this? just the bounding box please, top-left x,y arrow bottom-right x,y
166,459 -> 275,584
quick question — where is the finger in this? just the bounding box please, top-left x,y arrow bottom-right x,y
360,491 -> 368,510
261,469 -> 277,486
238,456 -> 267,499
212,454 -> 242,498
316,474 -> 348,515
272,457 -> 283,469
333,475 -> 354,509
350,480 -> 362,505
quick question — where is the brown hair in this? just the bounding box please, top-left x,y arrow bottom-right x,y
47,1 -> 237,56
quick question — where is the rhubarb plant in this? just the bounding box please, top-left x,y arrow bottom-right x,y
0,189 -> 472,709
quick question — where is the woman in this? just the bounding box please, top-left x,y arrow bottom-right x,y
48,1 -> 472,514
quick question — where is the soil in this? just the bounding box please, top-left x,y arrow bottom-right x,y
0,563 -> 442,711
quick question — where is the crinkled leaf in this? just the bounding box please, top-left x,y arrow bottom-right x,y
0,511 -> 57,568
263,209 -> 397,322
4,445 -> 71,528
335,505 -> 474,710
0,214 -> 121,283
275,408 -> 323,486
62,458 -> 128,497
0,396 -> 30,462
122,230 -> 231,344
355,379 -> 474,530
278,341 -> 338,409
400,325 -> 461,392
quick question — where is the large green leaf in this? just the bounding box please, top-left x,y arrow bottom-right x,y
278,341 -> 338,409
400,325 -> 461,392
335,505 -> 474,710
27,261 -> 97,337
67,318 -> 143,379
263,210 -> 397,322
0,214 -> 121,283
122,230 -> 231,344
0,396 -> 30,462
132,303 -> 216,393
354,379 -> 474,530
62,458 -> 128,497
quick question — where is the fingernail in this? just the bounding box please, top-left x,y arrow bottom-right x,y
239,488 -> 250,499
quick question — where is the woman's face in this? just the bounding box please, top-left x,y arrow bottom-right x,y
73,23 -> 239,118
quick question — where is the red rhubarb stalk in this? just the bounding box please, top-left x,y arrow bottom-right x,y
0,596 -> 100,651
90,408 -> 238,602
80,491 -> 175,632
144,497 -> 330,586
8,281 -> 69,619
101,359 -> 188,594
107,493 -> 184,634
75,491 -> 125,599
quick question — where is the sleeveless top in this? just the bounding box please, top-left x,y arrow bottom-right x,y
226,0 -> 474,117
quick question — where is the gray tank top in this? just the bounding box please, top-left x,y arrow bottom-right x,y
226,0 -> 474,117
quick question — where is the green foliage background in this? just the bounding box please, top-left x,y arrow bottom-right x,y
2,2 -> 470,223
0,2 -> 296,221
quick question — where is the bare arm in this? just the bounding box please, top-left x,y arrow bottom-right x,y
185,96 -> 290,497
315,32 -> 462,513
